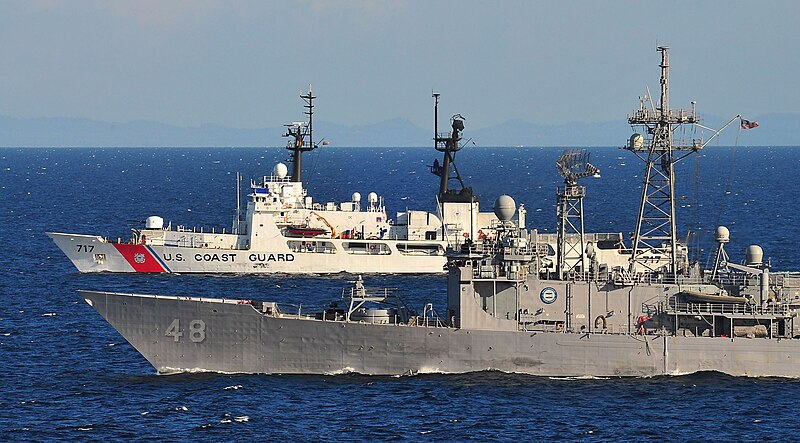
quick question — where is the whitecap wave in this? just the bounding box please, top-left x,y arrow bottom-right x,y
415,366 -> 452,375
548,375 -> 611,380
323,367 -> 356,375
158,367 -> 243,375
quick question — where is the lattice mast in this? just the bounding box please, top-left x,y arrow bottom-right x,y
556,150 -> 600,278
284,86 -> 318,183
626,46 -> 699,275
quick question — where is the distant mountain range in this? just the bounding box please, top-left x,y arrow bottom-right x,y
1,113 -> 797,147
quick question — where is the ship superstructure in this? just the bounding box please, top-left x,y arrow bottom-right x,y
78,48 -> 800,378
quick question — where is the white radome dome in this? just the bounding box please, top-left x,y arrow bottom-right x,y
493,195 -> 516,221
273,163 -> 288,179
746,245 -> 764,266
146,215 -> 164,229
715,226 -> 730,244
352,192 -> 361,202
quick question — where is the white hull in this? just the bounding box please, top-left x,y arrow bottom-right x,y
47,232 -> 446,274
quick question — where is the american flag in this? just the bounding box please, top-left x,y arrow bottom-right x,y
741,118 -> 759,130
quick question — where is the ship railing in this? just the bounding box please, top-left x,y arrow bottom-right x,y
252,175 -> 292,188
435,131 -> 457,141
171,296 -> 256,306
471,262 -> 534,281
543,269 -> 711,285
556,186 -> 586,198
712,271 -> 796,289
665,275 -> 706,285
536,232 -> 623,244
713,273 -> 769,287
628,108 -> 698,125
562,270 -> 610,282
404,316 -> 449,328
420,303 -> 447,328
272,303 -> 315,319
611,271 -> 707,286
667,299 -> 790,317
340,287 -> 401,298
460,241 -> 503,257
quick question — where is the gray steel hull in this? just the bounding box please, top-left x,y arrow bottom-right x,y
80,290 -> 800,378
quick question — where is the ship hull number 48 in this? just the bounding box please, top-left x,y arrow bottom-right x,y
165,319 -> 206,343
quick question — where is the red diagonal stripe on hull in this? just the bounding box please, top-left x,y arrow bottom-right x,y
112,243 -> 166,272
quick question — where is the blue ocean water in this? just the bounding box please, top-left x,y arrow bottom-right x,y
1,146 -> 799,441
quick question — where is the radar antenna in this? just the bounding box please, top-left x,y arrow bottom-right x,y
430,93 -> 474,203
555,149 -> 600,278
284,85 -> 321,183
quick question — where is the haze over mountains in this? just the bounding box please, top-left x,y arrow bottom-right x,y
1,113 -> 797,148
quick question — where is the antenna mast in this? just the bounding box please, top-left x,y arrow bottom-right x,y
284,85 -> 318,183
430,93 -> 472,202
555,149 -> 600,279
626,47 -> 699,276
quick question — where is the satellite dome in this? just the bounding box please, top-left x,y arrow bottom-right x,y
746,245 -> 764,266
273,163 -> 288,179
367,192 -> 378,203
715,226 -> 730,244
145,215 -> 164,229
629,133 -> 644,150
351,192 -> 361,202
493,195 -> 516,221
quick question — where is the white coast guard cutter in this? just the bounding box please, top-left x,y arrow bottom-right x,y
48,90 -> 523,274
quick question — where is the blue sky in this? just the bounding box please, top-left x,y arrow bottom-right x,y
1,0 -> 796,130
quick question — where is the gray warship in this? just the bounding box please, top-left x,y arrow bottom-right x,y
80,47 -> 800,377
